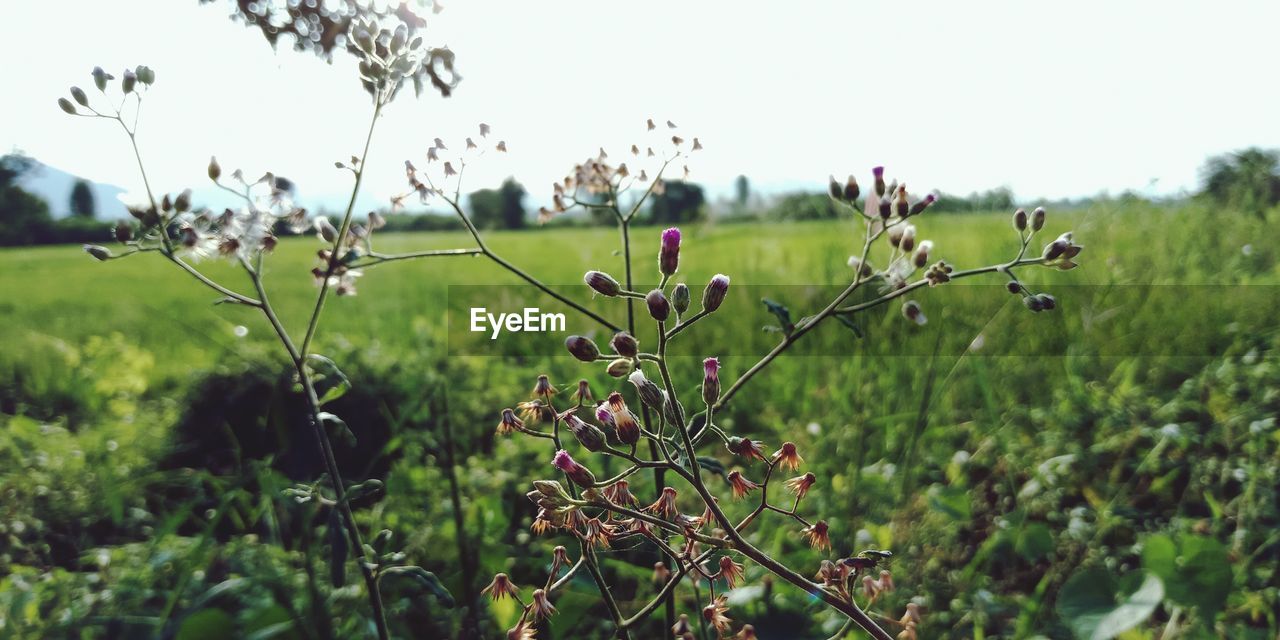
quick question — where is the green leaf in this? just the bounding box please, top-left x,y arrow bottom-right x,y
1057,568 -> 1163,640
1016,523 -> 1055,562
927,485 -> 971,521
345,479 -> 386,509
176,608 -> 236,640
1140,533 -> 1231,617
305,355 -> 351,405
327,509 -> 348,588
317,412 -> 356,446
834,313 -> 864,338
382,566 -> 456,608
761,298 -> 794,335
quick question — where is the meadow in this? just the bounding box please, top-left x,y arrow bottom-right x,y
2,202 -> 1278,639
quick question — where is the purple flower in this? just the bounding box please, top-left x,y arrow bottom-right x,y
659,227 -> 681,276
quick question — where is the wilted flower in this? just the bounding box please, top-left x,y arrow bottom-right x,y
659,227 -> 681,276
702,274 -> 730,312
878,569 -> 895,593
602,480 -> 637,506
506,620 -> 536,640
736,624 -> 758,639
672,614 -> 694,640
862,575 -> 880,599
573,379 -> 593,405
481,573 -> 519,601
702,357 -> 721,406
702,595 -> 732,633
518,399 -> 555,424
496,408 -> 524,435
802,520 -> 831,550
646,288 -> 671,322
718,555 -> 746,588
552,450 -> 596,488
771,442 -> 804,470
530,588 -> 556,620
646,486 -> 680,519
532,374 -> 556,399
726,471 -> 760,499
727,436 -> 767,463
581,516 -> 613,549
784,472 -> 817,499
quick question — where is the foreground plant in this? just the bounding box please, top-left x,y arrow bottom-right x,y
62,19 -> 1081,640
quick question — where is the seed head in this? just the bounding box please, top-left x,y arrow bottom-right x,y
532,374 -> 556,399
481,573 -> 519,601
771,442 -> 804,470
208,156 -> 222,182
718,556 -> 746,589
784,472 -> 817,499
726,436 -> 767,463
530,588 -> 557,620
901,300 -> 927,325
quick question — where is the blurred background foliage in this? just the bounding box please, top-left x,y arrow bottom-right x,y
1,195 -> 1278,638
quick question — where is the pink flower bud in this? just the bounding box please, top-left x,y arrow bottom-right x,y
702,357 -> 720,406
584,270 -> 621,296
552,450 -> 596,488
702,274 -> 730,312
659,227 -> 681,276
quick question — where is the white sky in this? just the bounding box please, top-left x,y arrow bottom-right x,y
3,0 -> 1279,212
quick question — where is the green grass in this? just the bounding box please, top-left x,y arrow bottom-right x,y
2,203 -> 1278,639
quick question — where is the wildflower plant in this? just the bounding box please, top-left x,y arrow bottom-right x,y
60,7 -> 1083,638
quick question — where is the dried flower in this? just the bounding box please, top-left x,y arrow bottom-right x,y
736,624 -> 758,639
646,288 -> 671,322
659,227 -> 681,276
584,270 -> 621,297
530,588 -> 557,620
573,379 -> 593,405
564,335 -> 600,362
602,480 -> 637,506
673,614 -> 694,640
727,436 -> 767,463
481,573 -> 519,601
784,472 -> 816,499
646,486 -> 680,520
581,516 -> 612,549
702,274 -> 730,312
497,408 -> 524,435
770,442 -> 803,470
878,569 -> 895,593
702,595 -> 732,633
901,300 -> 927,326
718,555 -> 746,588
507,620 -> 536,640
726,470 -> 760,499
532,374 -> 556,399
802,520 -> 831,550
697,357 -> 721,407
862,575 -> 880,599
653,561 -> 671,583
552,450 -> 596,489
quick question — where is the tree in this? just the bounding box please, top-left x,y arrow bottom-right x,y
468,178 -> 526,230
0,154 -> 54,246
647,180 -> 705,225
70,179 -> 96,218
734,175 -> 750,211
1200,147 -> 1280,217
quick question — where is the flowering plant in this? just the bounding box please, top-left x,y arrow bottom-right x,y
59,9 -> 1080,639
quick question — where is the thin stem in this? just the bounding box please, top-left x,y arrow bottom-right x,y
351,247 -> 484,269
302,99 -> 384,357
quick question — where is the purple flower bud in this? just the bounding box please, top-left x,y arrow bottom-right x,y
1006,280 -> 1023,294
595,404 -> 614,427
908,193 -> 936,216
872,166 -> 886,197
702,357 -> 721,406
702,274 -> 730,312
584,270 -> 621,297
1013,208 -> 1028,231
659,227 -> 681,276
1031,207 -> 1046,231
1036,293 -> 1056,310
646,288 -> 671,322
552,450 -> 596,488
564,335 -> 600,362
843,175 -> 860,202
628,370 -> 667,414
564,413 -> 607,452
828,175 -> 842,200
610,332 -> 639,358
1023,295 -> 1045,312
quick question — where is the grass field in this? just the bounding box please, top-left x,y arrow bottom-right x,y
2,203 -> 1279,638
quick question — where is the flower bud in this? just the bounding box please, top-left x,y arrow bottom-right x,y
659,227 -> 681,276
533,480 -> 573,507
92,67 -> 111,92
847,256 -> 873,277
584,270 -> 621,297
1031,207 -> 1046,231
122,69 -> 137,94
908,193 -> 936,216
113,222 -> 132,243
671,283 -> 690,315
912,240 -> 933,268
702,274 -> 730,312
564,413 -> 607,452
70,87 -> 88,107
702,357 -> 720,406
894,187 -> 909,218
83,244 -> 111,261
844,175 -> 860,201
1006,280 -> 1022,294
610,332 -> 638,358
1023,295 -> 1044,312
174,189 -> 192,213
828,175 -> 842,200
646,288 -> 670,322
878,197 -> 892,219
1012,208 -> 1028,231
58,98 -> 77,115
901,300 -> 927,325
628,370 -> 666,414
564,335 -> 600,362
872,166 -> 886,197
208,156 -> 222,182
1036,293 -> 1056,310
315,217 -> 338,243
606,358 -> 633,377
1043,235 -> 1069,260
552,450 -> 596,489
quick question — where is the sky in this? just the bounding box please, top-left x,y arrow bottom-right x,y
3,0 -> 1279,214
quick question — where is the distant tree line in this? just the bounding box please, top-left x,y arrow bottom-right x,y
0,154 -> 114,247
